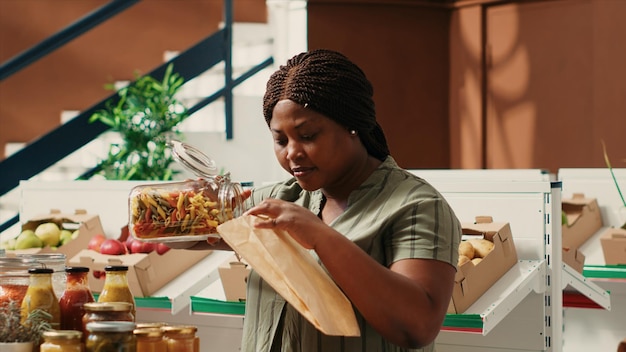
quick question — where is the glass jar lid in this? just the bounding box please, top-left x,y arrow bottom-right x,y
169,140 -> 218,178
104,265 -> 128,272
43,329 -> 83,341
86,321 -> 136,332
134,327 -> 164,338
84,302 -> 133,312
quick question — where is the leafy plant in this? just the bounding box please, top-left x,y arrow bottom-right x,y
601,140 -> 626,229
0,300 -> 52,343
87,63 -> 188,180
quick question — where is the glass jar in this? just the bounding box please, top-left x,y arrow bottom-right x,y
21,267 -> 61,329
82,302 -> 134,340
162,325 -> 199,352
85,321 -> 136,352
134,327 -> 167,352
60,266 -> 95,333
16,253 -> 67,298
128,140 -> 245,243
97,265 -> 136,318
40,330 -> 84,352
0,257 -> 32,306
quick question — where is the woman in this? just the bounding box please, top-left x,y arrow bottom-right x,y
185,49 -> 461,352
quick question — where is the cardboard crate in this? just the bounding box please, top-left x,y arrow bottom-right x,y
218,254 -> 250,302
7,209 -> 105,262
448,216 -> 518,314
563,247 -> 585,274
600,227 -> 626,265
562,194 -> 603,250
69,248 -> 212,297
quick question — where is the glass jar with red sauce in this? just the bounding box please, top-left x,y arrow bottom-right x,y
60,266 -> 95,334
0,257 -> 31,306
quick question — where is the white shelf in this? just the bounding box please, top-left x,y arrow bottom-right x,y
147,250 -> 234,314
562,263 -> 611,310
444,260 -> 545,335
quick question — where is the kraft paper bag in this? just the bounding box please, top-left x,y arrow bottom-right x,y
217,215 -> 361,337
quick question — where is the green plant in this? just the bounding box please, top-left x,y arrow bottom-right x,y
87,63 -> 188,180
0,300 -> 52,343
601,140 -> 626,229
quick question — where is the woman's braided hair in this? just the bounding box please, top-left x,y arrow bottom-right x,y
262,49 -> 390,161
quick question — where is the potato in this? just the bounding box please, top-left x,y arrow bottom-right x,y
458,255 -> 471,267
471,257 -> 483,266
458,241 -> 475,259
467,239 -> 494,258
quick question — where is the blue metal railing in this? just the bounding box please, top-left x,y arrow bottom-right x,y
0,0 -> 274,233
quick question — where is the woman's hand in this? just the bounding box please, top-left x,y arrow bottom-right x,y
244,198 -> 327,250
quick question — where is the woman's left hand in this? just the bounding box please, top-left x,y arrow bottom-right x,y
244,198 -> 327,250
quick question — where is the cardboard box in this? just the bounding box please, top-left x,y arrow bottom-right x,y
448,216 -> 518,314
7,209 -> 105,262
562,194 -> 603,250
69,248 -> 212,297
600,227 -> 626,265
562,247 -> 585,274
218,254 -> 251,302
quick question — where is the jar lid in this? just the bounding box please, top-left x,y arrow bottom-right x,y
65,266 -> 90,273
43,330 -> 82,340
28,267 -> 53,274
136,322 -> 168,329
169,140 -> 218,178
104,265 -> 128,272
84,302 -> 133,312
86,321 -> 136,332
134,327 -> 164,338
162,325 -> 198,336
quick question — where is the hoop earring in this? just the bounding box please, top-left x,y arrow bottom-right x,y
350,130 -> 357,136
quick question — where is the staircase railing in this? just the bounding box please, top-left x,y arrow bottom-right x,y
0,0 -> 274,233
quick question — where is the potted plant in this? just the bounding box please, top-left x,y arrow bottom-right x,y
86,63 -> 189,181
0,301 -> 52,351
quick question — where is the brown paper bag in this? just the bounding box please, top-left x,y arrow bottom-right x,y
217,215 -> 361,337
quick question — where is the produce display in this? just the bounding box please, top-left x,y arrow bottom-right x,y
457,238 -> 495,267
0,222 -> 79,250
129,183 -> 233,241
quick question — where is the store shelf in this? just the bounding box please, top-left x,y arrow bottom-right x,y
191,297 -> 246,316
140,250 -> 234,314
442,260 -> 545,335
562,263 -> 611,310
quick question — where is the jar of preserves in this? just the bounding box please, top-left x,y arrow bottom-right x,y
162,325 -> 199,352
21,267 -> 61,329
134,327 -> 167,352
16,253 -> 66,298
60,266 -> 95,334
86,321 -> 136,352
82,302 -> 134,340
97,265 -> 136,318
128,140 -> 246,244
40,330 -> 83,352
0,257 -> 32,306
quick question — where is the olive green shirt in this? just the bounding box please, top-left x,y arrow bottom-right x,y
241,156 -> 461,352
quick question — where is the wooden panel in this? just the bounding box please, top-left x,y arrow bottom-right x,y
308,2 -> 453,169
485,0 -> 626,172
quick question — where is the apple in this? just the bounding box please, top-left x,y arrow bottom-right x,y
156,243 -> 171,255
99,238 -> 127,255
15,229 -> 44,249
130,240 -> 156,254
88,233 -> 106,252
125,234 -> 136,253
59,229 -> 73,245
35,222 -> 61,247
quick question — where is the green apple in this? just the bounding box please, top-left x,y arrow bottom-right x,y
7,238 -> 17,250
60,229 -> 73,246
71,230 -> 80,240
35,222 -> 61,247
15,229 -> 44,249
